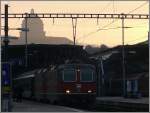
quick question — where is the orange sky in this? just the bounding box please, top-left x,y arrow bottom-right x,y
1,1 -> 149,47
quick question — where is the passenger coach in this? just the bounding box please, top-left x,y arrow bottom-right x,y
13,63 -> 96,104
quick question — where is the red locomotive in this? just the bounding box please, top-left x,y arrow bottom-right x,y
13,63 -> 96,104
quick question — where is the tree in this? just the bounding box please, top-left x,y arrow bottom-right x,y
100,44 -> 109,51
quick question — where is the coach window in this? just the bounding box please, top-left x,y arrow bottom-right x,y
80,68 -> 93,82
63,69 -> 76,82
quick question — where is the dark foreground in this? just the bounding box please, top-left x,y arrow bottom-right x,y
11,96 -> 149,112
61,97 -> 149,112
12,100 -> 84,112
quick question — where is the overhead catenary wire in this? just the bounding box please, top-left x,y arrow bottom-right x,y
79,24 -> 148,43
127,1 -> 148,14
97,1 -> 115,26
103,1 -> 147,28
99,1 -> 148,31
97,1 -> 112,26
79,1 -> 148,41
126,35 -> 147,44
101,1 -> 112,13
2,2 -> 148,47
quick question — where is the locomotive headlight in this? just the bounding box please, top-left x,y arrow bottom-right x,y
66,90 -> 70,94
88,90 -> 92,93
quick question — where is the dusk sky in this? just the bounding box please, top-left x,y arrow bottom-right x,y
1,1 -> 149,47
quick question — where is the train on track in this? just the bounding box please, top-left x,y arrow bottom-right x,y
13,63 -> 96,104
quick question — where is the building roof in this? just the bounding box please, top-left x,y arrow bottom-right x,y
112,72 -> 148,80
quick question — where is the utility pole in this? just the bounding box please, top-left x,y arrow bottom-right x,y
121,13 -> 126,97
4,4 -> 9,62
2,4 -> 12,112
25,13 -> 28,68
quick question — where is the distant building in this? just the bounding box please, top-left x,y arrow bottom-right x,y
2,44 -> 89,78
109,72 -> 149,97
10,9 -> 73,45
90,43 -> 149,97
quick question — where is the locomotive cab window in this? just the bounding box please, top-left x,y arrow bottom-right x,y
63,69 -> 76,82
80,68 -> 94,82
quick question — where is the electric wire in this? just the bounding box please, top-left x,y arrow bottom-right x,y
97,1 -> 112,25
127,1 -> 148,14
79,1 -> 148,42
126,35 -> 147,44
98,1 -> 148,32
100,1 -> 112,13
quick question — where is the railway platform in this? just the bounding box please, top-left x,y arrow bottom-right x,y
95,96 -> 149,112
11,100 -> 84,112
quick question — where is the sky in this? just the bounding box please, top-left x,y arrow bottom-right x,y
1,1 -> 149,47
